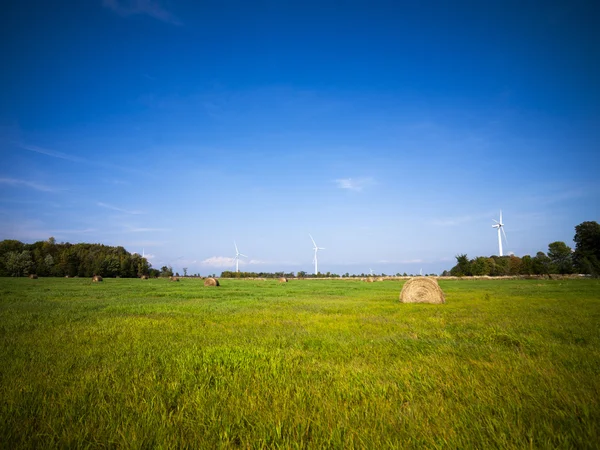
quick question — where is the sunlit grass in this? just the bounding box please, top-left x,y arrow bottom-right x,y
1,277 -> 599,448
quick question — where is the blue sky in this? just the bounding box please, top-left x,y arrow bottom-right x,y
1,0 -> 598,275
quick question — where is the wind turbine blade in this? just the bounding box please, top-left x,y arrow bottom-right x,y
492,219 -> 499,224
502,226 -> 508,245
234,241 -> 239,253
319,247 -> 325,250
309,234 -> 317,247
500,210 -> 503,223
240,253 -> 248,258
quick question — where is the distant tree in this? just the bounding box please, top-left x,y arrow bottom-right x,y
450,254 -> 471,276
573,221 -> 600,276
3,251 -> 33,276
532,252 -> 552,276
548,241 -> 574,274
183,267 -> 188,277
520,255 -> 533,275
508,255 -> 522,275
471,256 -> 490,276
160,266 -> 174,277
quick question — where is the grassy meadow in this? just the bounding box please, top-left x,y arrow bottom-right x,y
1,277 -> 599,448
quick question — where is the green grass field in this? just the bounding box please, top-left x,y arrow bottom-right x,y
1,277 -> 599,449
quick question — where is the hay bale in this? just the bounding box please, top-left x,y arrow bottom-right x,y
140,275 -> 149,280
169,276 -> 179,282
377,277 -> 384,282
92,275 -> 103,282
29,274 -> 38,279
399,277 -> 445,304
278,277 -> 288,283
204,277 -> 220,287
365,277 -> 374,283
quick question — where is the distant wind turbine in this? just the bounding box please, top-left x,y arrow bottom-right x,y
309,234 -> 325,275
233,241 -> 248,273
492,210 -> 508,256
370,268 -> 374,276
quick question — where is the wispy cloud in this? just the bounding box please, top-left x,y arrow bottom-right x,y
0,177 -> 59,193
334,177 -> 374,192
17,143 -> 86,164
103,0 -> 182,25
125,226 -> 169,232
430,212 -> 496,227
17,142 -> 150,177
378,259 -> 424,264
97,202 -> 144,215
200,256 -> 235,267
51,228 -> 97,234
199,256 -> 267,268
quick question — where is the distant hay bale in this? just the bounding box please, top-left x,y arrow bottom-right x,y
92,275 -> 103,282
377,277 -> 384,282
365,277 -> 374,283
29,274 -> 38,279
204,277 -> 220,287
399,277 -> 445,304
169,276 -> 179,282
278,277 -> 288,283
140,275 -> 149,280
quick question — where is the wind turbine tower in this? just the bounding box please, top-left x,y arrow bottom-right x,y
309,234 -> 325,275
233,241 -> 248,273
492,211 -> 508,256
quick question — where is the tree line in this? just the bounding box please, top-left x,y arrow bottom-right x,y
445,221 -> 600,277
0,237 -> 151,278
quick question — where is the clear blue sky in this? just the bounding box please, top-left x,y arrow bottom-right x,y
1,0 -> 598,275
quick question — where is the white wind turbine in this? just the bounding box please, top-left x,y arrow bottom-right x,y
233,241 -> 248,273
309,234 -> 325,275
492,210 -> 508,256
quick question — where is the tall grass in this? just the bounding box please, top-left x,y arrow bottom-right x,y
1,277 -> 599,448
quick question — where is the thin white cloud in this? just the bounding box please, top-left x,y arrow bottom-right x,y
17,143 -> 86,163
18,142 -> 149,176
200,256 -> 235,267
125,227 -> 169,232
103,0 -> 182,25
97,202 -> 144,215
52,228 -> 97,234
199,256 -> 267,268
0,177 -> 59,193
378,259 -> 424,264
431,211 -> 497,227
334,177 -> 374,192
248,259 -> 266,265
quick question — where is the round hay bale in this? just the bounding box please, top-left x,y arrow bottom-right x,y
92,275 -> 103,282
169,276 -> 179,282
140,275 -> 149,280
29,274 -> 38,279
204,277 -> 220,287
399,277 -> 445,304
278,277 -> 288,283
377,277 -> 384,282
365,277 -> 374,283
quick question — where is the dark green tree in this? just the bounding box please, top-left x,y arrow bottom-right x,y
548,241 -> 574,274
450,254 -> 471,276
471,256 -> 490,276
573,221 -> 600,276
520,255 -> 533,275
3,250 -> 33,276
532,252 -> 551,276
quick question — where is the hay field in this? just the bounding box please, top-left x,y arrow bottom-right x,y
1,277 -> 599,448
